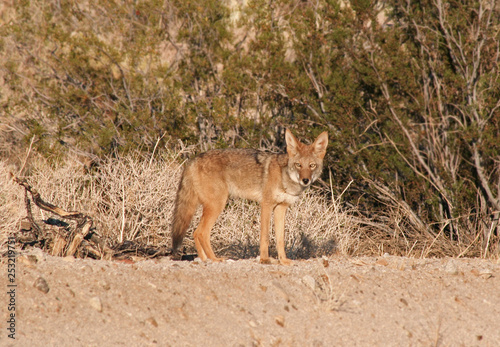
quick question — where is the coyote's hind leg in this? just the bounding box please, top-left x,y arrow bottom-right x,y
193,195 -> 228,262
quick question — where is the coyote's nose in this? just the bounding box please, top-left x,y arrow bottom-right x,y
302,178 -> 310,185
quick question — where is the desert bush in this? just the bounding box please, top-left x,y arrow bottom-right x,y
350,0 -> 500,257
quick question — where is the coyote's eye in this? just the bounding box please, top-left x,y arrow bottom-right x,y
295,162 -> 302,168
310,163 -> 317,169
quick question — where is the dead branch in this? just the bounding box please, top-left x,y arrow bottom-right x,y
14,175 -> 88,220
12,173 -> 113,259
24,188 -> 42,238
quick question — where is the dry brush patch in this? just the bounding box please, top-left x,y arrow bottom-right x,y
2,150 -> 498,260
1,150 -> 363,260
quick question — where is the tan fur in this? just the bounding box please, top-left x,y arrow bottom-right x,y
171,129 -> 328,265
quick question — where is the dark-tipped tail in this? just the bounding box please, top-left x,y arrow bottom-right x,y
171,168 -> 199,256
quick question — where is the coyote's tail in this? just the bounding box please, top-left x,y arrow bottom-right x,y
171,167 -> 199,255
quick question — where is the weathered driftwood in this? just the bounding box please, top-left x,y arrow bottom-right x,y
13,174 -> 113,259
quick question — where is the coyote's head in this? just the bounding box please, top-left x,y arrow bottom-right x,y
285,129 -> 328,187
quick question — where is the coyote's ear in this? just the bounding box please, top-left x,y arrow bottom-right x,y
285,129 -> 300,156
313,131 -> 328,159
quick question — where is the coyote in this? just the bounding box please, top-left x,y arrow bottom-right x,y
171,129 -> 328,265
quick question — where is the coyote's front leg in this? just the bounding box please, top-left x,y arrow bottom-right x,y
259,203 -> 273,264
274,203 -> 292,265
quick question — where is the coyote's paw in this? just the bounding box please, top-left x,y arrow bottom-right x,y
259,257 -> 273,265
279,257 -> 292,266
208,257 -> 226,263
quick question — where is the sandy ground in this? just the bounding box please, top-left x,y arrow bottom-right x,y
2,250 -> 500,347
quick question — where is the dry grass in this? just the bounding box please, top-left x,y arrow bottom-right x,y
1,149 -> 363,259
3,149 -> 496,260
